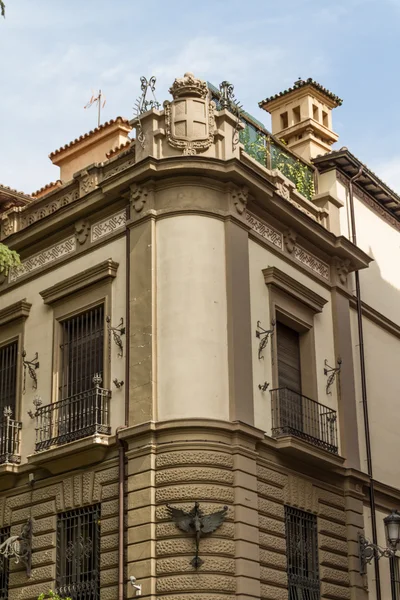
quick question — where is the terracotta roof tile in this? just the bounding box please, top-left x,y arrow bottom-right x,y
259,78 -> 343,108
49,117 -> 131,159
106,139 -> 132,159
0,183 -> 32,201
31,180 -> 62,198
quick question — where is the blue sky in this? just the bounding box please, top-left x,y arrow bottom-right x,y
1,0 -> 399,194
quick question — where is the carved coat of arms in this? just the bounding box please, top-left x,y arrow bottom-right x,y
164,72 -> 215,156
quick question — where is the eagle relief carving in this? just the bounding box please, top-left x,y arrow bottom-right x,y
163,72 -> 216,156
167,501 -> 228,567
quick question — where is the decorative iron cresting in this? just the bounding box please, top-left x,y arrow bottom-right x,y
0,518 -> 33,577
22,350 -> 39,393
167,502 -> 228,568
133,76 -> 161,149
218,80 -> 243,149
106,316 -> 125,359
324,358 -> 342,395
256,319 -> 276,360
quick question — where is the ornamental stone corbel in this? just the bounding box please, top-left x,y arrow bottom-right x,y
283,228 -> 297,254
74,219 -> 90,245
334,258 -> 351,286
229,185 -> 249,215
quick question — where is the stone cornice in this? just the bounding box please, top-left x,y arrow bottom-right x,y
263,266 -> 328,313
2,155 -> 372,275
0,299 -> 32,326
40,259 -> 119,304
349,297 -> 400,339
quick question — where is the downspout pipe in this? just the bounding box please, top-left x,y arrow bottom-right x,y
117,202 -> 131,600
348,167 -> 381,599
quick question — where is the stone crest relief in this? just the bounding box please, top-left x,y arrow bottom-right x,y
164,72 -> 215,156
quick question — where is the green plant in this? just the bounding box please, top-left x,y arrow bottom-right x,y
0,243 -> 20,274
240,124 -> 315,200
37,591 -> 72,600
0,1 -> 5,17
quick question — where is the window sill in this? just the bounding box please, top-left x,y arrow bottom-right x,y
27,434 -> 112,475
270,434 -> 345,470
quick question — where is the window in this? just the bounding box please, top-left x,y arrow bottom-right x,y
280,111 -> 289,129
0,527 -> 10,599
57,505 -> 100,600
322,110 -> 328,127
285,506 -> 320,600
390,556 -> 400,599
312,104 -> 319,121
0,341 -> 18,414
59,305 -> 104,399
293,106 -> 301,124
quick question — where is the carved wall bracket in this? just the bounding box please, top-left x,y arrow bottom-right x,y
256,319 -> 276,360
0,518 -> 33,577
106,316 -> 125,358
324,358 -> 342,395
22,351 -> 39,393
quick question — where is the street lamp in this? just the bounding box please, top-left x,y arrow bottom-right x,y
359,510 -> 400,575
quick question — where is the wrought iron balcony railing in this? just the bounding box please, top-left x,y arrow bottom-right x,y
0,406 -> 22,464
34,383 -> 111,452
270,387 -> 338,454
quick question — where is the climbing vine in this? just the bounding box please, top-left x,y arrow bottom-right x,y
240,125 -> 315,201
0,243 -> 20,274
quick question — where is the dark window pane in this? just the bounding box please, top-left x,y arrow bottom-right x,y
0,341 -> 18,414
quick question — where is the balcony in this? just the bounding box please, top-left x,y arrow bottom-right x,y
34,384 -> 111,452
0,407 -> 22,464
270,387 -> 338,455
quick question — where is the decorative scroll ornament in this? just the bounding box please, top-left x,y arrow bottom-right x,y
106,316 -> 125,359
256,319 -> 276,360
218,80 -> 243,149
133,75 -> 161,149
0,518 -> 33,577
167,502 -> 227,568
324,358 -> 342,395
22,351 -> 39,394
164,72 -> 216,156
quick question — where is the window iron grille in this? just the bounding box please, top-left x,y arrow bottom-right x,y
0,408 -> 22,464
270,387 -> 338,454
285,506 -> 320,600
59,305 -> 104,400
0,527 -> 10,600
56,505 -> 100,600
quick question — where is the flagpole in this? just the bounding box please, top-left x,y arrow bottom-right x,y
98,89 -> 101,127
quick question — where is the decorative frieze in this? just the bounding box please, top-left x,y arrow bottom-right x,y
19,189 -> 79,230
246,212 -> 283,249
91,209 -> 127,242
104,156 -> 136,179
8,236 -> 76,283
293,245 -> 330,281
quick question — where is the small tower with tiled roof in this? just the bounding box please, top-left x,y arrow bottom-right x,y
259,77 -> 342,162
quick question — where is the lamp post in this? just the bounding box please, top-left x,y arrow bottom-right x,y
359,510 -> 400,575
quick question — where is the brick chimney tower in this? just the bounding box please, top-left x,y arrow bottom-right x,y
259,78 -> 342,162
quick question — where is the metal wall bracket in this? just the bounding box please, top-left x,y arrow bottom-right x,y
133,76 -> 160,149
258,382 -> 270,392
22,351 -> 39,393
0,518 -> 33,577
256,319 -> 276,360
113,378 -> 124,389
358,532 -> 394,575
107,316 -> 125,358
218,80 -> 243,149
27,395 -> 42,420
324,358 -> 342,395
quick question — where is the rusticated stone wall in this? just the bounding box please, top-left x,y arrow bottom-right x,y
257,462 -> 356,600
0,459 -> 120,600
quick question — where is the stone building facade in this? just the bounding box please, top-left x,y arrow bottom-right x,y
0,72 -> 399,600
